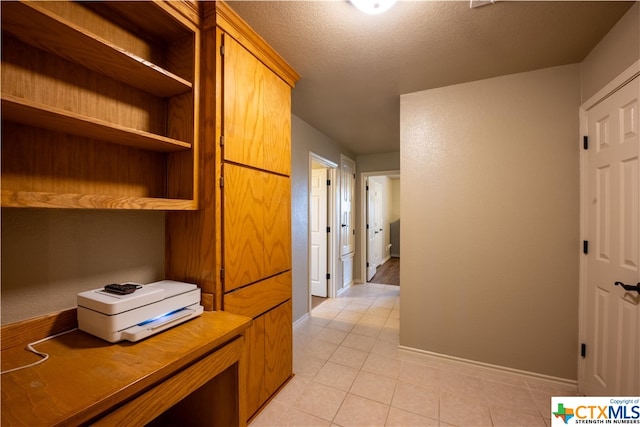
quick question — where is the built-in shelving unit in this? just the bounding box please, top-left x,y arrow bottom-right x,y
1,1 -> 199,210
1,95 -> 192,153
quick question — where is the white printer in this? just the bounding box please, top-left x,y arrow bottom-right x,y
77,280 -> 203,343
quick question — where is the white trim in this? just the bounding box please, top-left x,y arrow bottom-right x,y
292,312 -> 309,328
581,60 -> 640,111
308,153 -> 339,315
578,106 -> 589,395
399,345 -> 578,388
337,283 -> 351,296
577,59 -> 640,395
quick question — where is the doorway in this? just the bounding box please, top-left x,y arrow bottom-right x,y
309,154 -> 337,311
360,171 -> 400,285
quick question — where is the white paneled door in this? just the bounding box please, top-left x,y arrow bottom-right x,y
367,179 -> 383,281
311,168 -> 328,297
340,156 -> 356,258
581,75 -> 639,396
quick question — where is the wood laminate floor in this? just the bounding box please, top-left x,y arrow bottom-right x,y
370,257 -> 399,286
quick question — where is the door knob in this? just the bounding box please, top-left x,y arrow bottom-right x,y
614,281 -> 640,293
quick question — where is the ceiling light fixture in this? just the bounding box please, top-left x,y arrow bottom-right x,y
350,0 -> 397,15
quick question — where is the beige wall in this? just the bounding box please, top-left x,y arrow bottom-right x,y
400,64 -> 581,379
580,2 -> 639,102
1,209 -> 165,324
391,179 -> 400,223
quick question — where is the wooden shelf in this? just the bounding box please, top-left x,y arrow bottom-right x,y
1,190 -> 197,211
1,95 -> 191,153
1,1 -> 192,98
1,0 -> 199,211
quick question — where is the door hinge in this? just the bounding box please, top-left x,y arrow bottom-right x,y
353,229 -> 356,235
220,45 -> 225,56
583,136 -> 589,150
581,343 -> 586,358
366,224 -> 370,229
220,135 -> 224,147
366,262 -> 370,267
327,179 -> 331,186
326,273 -> 331,280
366,185 -> 369,191
583,240 -> 589,254
326,226 -> 331,233
220,176 -> 224,188
353,173 -> 356,179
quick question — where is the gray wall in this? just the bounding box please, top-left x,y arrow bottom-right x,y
400,64 -> 581,379
291,114 -> 355,322
1,209 -> 165,323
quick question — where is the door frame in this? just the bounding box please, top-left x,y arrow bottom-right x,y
308,153 -> 338,310
359,170 -> 400,284
578,60 -> 640,393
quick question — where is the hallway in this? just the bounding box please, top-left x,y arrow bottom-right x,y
250,283 -> 576,426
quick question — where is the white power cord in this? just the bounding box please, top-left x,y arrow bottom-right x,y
1,328 -> 78,375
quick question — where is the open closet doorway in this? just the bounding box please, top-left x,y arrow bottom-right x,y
361,171 -> 400,286
309,154 -> 337,311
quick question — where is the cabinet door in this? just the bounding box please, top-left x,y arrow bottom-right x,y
224,164 -> 264,291
263,69 -> 291,176
223,35 -> 291,176
245,315 -> 266,418
224,164 -> 292,291
223,35 -> 264,170
263,173 -> 291,277
264,300 -> 292,396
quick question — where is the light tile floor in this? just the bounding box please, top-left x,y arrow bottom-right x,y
249,283 -> 577,427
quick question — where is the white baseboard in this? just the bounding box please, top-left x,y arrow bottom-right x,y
398,345 -> 577,388
337,283 -> 351,296
293,312 -> 309,327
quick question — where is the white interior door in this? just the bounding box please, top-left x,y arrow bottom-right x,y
311,168 -> 328,297
374,181 -> 384,267
581,75 -> 639,396
340,156 -> 355,257
366,180 -> 376,281
367,179 -> 383,281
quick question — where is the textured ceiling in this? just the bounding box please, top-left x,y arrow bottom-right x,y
227,1 -> 634,155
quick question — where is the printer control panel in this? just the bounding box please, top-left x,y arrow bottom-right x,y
104,283 -> 142,295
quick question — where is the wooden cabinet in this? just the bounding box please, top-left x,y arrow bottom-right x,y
165,1 -> 299,421
1,311 -> 251,426
1,1 -> 199,210
1,0 -> 298,423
